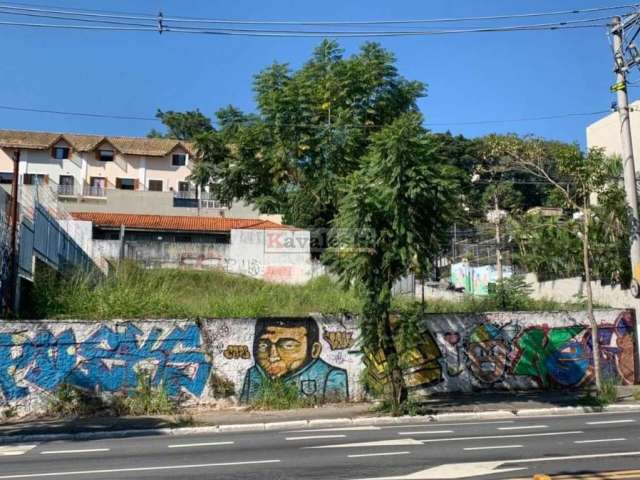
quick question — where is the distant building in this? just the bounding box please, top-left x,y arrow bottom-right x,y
586,102 -> 640,173
71,212 -> 319,283
0,129 -> 273,220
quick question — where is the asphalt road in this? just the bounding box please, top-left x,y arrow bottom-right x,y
1,411 -> 640,480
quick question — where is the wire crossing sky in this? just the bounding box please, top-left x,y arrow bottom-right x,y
0,0 -> 634,146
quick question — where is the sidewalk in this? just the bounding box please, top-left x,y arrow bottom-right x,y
1,389 -> 638,444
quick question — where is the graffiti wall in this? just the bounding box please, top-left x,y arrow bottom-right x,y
0,310 -> 637,416
0,315 -> 362,416
407,309 -> 639,394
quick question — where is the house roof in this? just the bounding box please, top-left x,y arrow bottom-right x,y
70,212 -> 294,233
0,129 -> 195,157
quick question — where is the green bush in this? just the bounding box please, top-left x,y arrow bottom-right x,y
579,379 -> 619,407
48,383 -> 105,417
112,370 -> 177,416
249,378 -> 313,410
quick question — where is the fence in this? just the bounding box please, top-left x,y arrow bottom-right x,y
17,203 -> 95,278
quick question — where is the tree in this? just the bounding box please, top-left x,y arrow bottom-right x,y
148,109 -> 214,140
324,113 -> 457,413
482,134 -> 621,392
196,40 -> 426,228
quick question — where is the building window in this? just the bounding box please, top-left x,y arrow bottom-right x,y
0,172 -> 12,184
23,174 -> 47,185
58,175 -> 75,195
172,154 -> 187,166
178,181 -> 190,192
148,179 -> 163,192
53,147 -> 70,160
97,149 -> 114,162
116,178 -> 136,190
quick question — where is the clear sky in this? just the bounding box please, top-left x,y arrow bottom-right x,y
0,0 -> 634,147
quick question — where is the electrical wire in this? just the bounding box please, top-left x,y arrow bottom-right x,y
0,104 -> 612,127
0,2 -> 635,26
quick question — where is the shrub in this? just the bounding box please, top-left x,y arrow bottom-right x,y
209,373 -> 235,399
249,378 -> 313,410
112,370 -> 177,416
48,383 -> 105,417
579,379 -> 618,407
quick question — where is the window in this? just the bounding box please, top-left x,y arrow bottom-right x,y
58,175 -> 75,195
97,149 -> 114,162
172,154 -> 187,166
148,180 -> 163,192
0,172 -> 12,184
178,181 -> 190,192
23,174 -> 47,185
90,177 -> 106,188
53,147 -> 70,160
116,178 -> 136,190
59,175 -> 74,186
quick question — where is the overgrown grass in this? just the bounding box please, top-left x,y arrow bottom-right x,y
578,380 -> 619,407
112,371 -> 176,416
26,263 -> 587,320
633,390 -> 640,402
249,378 -> 313,410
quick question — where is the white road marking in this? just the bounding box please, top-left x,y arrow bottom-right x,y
497,425 -> 548,431
308,439 -> 423,449
390,420 -> 514,429
419,430 -> 583,443
287,426 -> 380,433
348,451 -> 411,458
398,430 -> 453,435
351,450 -> 640,480
0,459 -> 281,479
285,434 -> 347,441
0,446 -> 37,457
168,442 -> 234,449
40,448 -> 110,455
574,438 -> 627,444
586,419 -> 635,425
463,445 -> 523,451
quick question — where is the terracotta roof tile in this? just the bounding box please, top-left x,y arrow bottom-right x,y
0,129 -> 194,156
70,212 -> 294,232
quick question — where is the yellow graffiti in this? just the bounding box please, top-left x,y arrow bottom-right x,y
223,345 -> 251,360
322,330 -> 355,350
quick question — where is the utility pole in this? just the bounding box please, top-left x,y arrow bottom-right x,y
494,196 -> 503,282
6,149 -> 20,314
612,15 -> 640,297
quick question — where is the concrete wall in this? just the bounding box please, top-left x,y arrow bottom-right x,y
0,315 -> 362,417
126,241 -> 230,269
228,229 -> 316,283
404,309 -> 638,397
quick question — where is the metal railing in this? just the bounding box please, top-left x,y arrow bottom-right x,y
83,186 -> 106,198
57,184 -> 76,196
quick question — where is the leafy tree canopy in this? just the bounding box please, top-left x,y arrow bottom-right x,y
148,109 -> 214,140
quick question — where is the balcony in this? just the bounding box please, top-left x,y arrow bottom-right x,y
57,184 -> 77,197
173,191 -> 229,209
83,186 -> 106,198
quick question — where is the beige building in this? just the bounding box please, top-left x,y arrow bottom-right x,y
0,129 -> 274,220
586,101 -> 640,169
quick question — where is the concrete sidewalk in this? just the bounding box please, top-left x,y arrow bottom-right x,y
1,389 -> 638,444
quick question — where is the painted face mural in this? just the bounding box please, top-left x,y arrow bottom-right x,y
465,324 -> 509,384
240,318 -> 349,403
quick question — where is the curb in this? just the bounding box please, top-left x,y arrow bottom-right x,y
2,403 -> 639,445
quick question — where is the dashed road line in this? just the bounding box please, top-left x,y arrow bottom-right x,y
168,442 -> 234,449
418,430 -> 584,443
348,451 -> 411,458
285,434 -> 347,441
586,419 -> 635,426
574,438 -> 627,444
463,445 -> 523,451
287,426 -> 380,433
0,446 -> 37,457
498,425 -> 548,431
40,448 -> 110,455
398,430 -> 453,435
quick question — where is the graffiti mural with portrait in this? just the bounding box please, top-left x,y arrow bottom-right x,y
239,317 -> 350,403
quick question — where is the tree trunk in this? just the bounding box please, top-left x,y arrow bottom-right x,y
381,311 -> 407,415
582,205 -> 602,392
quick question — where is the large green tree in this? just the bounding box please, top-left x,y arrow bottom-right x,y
325,113 -> 457,413
148,109 -> 214,140
196,40 -> 426,227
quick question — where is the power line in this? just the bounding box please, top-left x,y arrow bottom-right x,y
0,104 -> 611,127
0,2 -> 635,26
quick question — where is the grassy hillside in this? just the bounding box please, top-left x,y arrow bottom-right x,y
26,263 -> 362,319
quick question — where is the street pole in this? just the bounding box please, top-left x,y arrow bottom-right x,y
612,16 -> 640,297
494,195 -> 503,282
7,149 -> 20,314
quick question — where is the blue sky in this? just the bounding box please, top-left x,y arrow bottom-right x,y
0,0 -> 633,147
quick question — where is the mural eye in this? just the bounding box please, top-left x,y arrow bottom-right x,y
280,340 -> 299,351
258,341 -> 270,352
